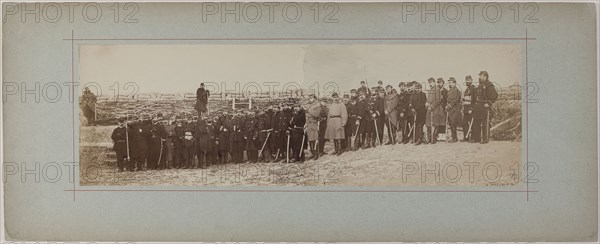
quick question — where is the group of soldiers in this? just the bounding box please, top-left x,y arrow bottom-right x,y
111,71 -> 498,172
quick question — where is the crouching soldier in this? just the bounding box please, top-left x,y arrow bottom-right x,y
111,118 -> 129,172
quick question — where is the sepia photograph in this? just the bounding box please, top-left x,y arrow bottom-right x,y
79,44 -> 523,186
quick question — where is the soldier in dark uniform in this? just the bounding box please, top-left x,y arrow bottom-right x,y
472,71 -> 498,144
173,120 -> 186,168
409,82 -> 427,145
354,92 -> 367,149
290,104 -> 307,162
229,112 -> 245,164
134,118 -> 152,171
344,92 -> 357,151
163,117 -> 176,169
195,83 -> 210,117
374,88 -> 386,145
357,80 -> 371,97
341,94 -> 351,151
257,110 -> 273,162
269,105 -> 281,160
364,91 -> 379,148
461,75 -> 476,142
244,112 -> 259,163
317,100 -> 328,155
148,114 -> 166,170
216,112 -> 231,164
111,118 -> 128,172
437,78 -> 449,139
398,82 -> 411,144
277,104 -> 294,161
194,117 -> 212,168
182,120 -> 196,169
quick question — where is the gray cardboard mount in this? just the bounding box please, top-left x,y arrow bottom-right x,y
2,2 -> 598,242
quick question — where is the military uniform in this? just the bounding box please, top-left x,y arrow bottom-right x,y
317,104 -> 328,155
111,123 -> 128,172
384,89 -> 400,144
353,97 -> 367,148
325,95 -> 348,155
229,115 -> 245,164
472,76 -> 498,143
270,109 -> 281,159
257,112 -> 273,161
163,123 -> 176,169
373,94 -> 385,145
148,122 -> 166,170
363,96 -> 378,148
409,88 -> 427,145
446,85 -> 463,142
291,108 -> 307,162
277,108 -> 294,161
245,115 -> 259,163
173,122 -> 186,168
398,89 -> 410,143
344,98 -> 358,151
462,82 -> 476,141
134,120 -> 152,170
216,115 -> 231,164
305,100 -> 321,159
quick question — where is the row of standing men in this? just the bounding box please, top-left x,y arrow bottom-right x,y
111,71 -> 498,172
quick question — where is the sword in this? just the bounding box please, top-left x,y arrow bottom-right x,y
445,112 -> 449,143
157,139 -> 163,167
299,129 -> 307,158
315,120 -> 320,158
125,114 -> 130,160
466,118 -> 474,138
373,118 -> 381,145
387,116 -> 394,144
413,111 -> 417,143
258,131 -> 271,158
286,133 -> 291,163
486,109 -> 490,141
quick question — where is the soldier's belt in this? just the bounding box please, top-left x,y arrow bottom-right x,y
329,115 -> 341,118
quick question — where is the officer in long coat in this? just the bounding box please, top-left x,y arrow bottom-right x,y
364,92 -> 379,148
229,113 -> 245,164
425,78 -> 446,144
409,82 -> 427,145
462,75 -> 476,142
305,94 -> 321,159
472,71 -> 498,144
163,118 -> 176,169
216,112 -> 231,164
111,118 -> 128,172
269,106 -> 280,160
244,112 -> 259,163
134,118 -> 152,171
324,93 -> 348,155
384,85 -> 400,144
317,101 -> 328,155
195,83 -> 210,116
445,77 -> 463,143
344,93 -> 357,151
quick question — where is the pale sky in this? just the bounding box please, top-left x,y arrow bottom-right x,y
79,44 -> 521,96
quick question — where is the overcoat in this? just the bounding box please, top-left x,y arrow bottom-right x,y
384,90 -> 400,128
446,86 -> 463,125
324,100 -> 348,140
425,87 -> 446,127
195,88 -> 209,112
305,101 -> 321,141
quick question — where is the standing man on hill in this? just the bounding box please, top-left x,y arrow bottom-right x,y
195,83 -> 210,117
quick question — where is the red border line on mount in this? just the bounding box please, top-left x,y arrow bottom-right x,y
69,32 -> 534,198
